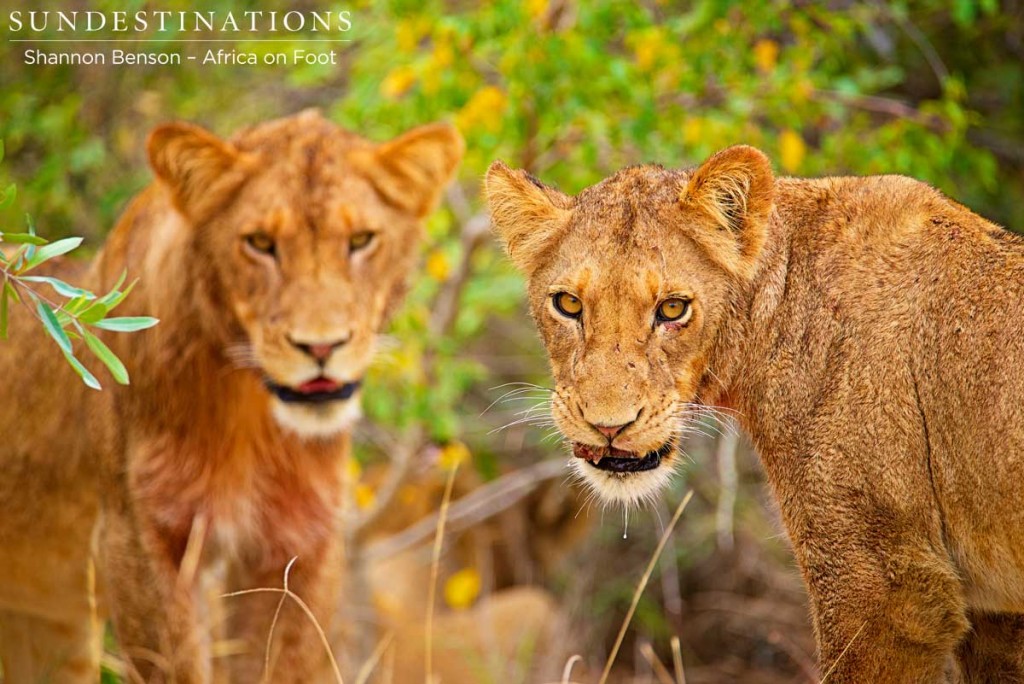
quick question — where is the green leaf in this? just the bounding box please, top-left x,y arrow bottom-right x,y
35,299 -> 72,353
82,328 -> 129,385
110,270 -> 127,293
78,301 -> 109,325
25,236 -> 83,270
10,244 -> 29,271
20,275 -> 94,299
62,350 -> 102,390
0,232 -> 47,245
0,139 -> 4,164
64,294 -> 91,315
24,215 -> 38,262
93,316 -> 159,332
0,184 -> 15,212
96,274 -> 135,312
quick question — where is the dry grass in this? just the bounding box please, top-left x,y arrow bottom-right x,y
424,462 -> 460,684
221,558 -> 345,684
598,490 -> 694,684
354,632 -> 394,684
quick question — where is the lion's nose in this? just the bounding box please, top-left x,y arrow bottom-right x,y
288,333 -> 351,363
590,421 -> 633,440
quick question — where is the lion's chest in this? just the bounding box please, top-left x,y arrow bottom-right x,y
130,434 -> 345,568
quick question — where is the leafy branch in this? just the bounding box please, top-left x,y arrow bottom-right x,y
0,140 -> 157,389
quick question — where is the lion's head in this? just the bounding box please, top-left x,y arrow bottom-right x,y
147,110 -> 463,438
486,146 -> 773,505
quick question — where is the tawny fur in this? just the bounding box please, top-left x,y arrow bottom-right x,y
486,146 -> 1024,683
0,109 -> 462,683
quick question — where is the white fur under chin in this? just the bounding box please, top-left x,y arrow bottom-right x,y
271,397 -> 362,440
569,455 -> 679,509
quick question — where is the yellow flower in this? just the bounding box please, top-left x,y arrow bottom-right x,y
425,249 -> 450,282
629,28 -> 670,72
395,20 -> 419,53
682,117 -> 704,146
354,483 -> 376,510
444,567 -> 481,610
634,42 -> 657,72
432,40 -> 454,68
753,39 -> 779,74
380,66 -> 417,99
779,129 -> 806,173
345,458 -> 362,481
438,441 -> 470,471
526,0 -> 548,21
455,86 -> 507,133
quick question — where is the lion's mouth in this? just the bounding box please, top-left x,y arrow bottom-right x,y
573,442 -> 672,473
264,376 -> 362,405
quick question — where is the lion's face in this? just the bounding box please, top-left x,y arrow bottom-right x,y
486,147 -> 774,505
148,111 -> 463,438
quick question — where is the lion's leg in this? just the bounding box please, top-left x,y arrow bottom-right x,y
954,612 -> 1024,683
100,508 -> 210,684
0,499 -> 102,684
0,609 -> 100,684
800,539 -> 968,683
224,537 -> 343,684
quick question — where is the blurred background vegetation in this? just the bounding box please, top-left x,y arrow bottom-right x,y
2,0 -> 1022,682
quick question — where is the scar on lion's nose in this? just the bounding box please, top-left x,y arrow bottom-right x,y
288,333 -> 351,363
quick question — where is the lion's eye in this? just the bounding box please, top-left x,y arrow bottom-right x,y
656,298 -> 692,324
552,292 -> 583,319
244,232 -> 276,257
349,231 -> 376,252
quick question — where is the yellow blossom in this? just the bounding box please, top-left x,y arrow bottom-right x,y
380,66 -> 417,99
753,39 -> 779,74
432,40 -> 454,68
455,86 -> 506,133
526,0 -> 548,21
779,129 -> 806,173
425,249 -> 450,282
345,457 -> 362,481
439,441 -> 470,471
395,21 -> 419,53
444,567 -> 481,609
354,483 -> 376,510
682,117 -> 705,146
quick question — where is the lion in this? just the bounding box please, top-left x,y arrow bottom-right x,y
0,109 -> 463,682
486,145 -> 1024,683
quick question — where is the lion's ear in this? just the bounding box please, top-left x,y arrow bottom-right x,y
358,122 -> 464,217
147,122 -> 249,223
679,145 -> 774,279
485,162 -> 571,275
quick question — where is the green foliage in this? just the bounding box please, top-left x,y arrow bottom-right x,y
1,145 -> 158,388
2,0 -> 1021,448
